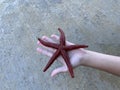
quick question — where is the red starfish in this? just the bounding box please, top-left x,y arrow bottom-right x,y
38,28 -> 88,78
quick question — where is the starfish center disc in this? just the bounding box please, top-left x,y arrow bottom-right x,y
59,44 -> 64,50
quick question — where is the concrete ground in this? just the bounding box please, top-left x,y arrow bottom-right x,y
0,0 -> 120,90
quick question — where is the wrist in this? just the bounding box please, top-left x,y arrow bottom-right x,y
79,49 -> 89,66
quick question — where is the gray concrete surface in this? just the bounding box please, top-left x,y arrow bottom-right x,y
0,0 -> 120,90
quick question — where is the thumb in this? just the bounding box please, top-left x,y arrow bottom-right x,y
51,66 -> 68,77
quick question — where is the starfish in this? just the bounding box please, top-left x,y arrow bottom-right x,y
38,28 -> 88,78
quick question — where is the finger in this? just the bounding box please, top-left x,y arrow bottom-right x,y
37,41 -> 55,53
51,66 -> 68,77
37,47 -> 66,68
42,36 -> 56,43
37,47 -> 53,57
37,36 -> 55,52
51,34 -> 74,45
37,40 -> 43,46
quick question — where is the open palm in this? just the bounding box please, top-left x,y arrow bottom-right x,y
37,34 -> 86,77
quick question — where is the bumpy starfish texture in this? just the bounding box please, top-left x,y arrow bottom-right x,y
38,28 -> 88,78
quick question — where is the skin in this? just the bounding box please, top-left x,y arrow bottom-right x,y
38,28 -> 88,78
37,34 -> 120,77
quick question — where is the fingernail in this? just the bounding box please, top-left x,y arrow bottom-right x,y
37,41 -> 40,44
37,48 -> 41,52
51,34 -> 55,37
42,36 -> 46,40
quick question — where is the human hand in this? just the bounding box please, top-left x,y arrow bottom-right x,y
37,34 -> 86,77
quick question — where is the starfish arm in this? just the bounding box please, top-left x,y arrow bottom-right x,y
61,50 -> 74,78
43,49 -> 60,72
64,45 -> 88,51
58,28 -> 66,45
38,38 -> 59,49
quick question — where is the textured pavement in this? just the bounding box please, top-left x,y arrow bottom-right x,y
0,0 -> 120,90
